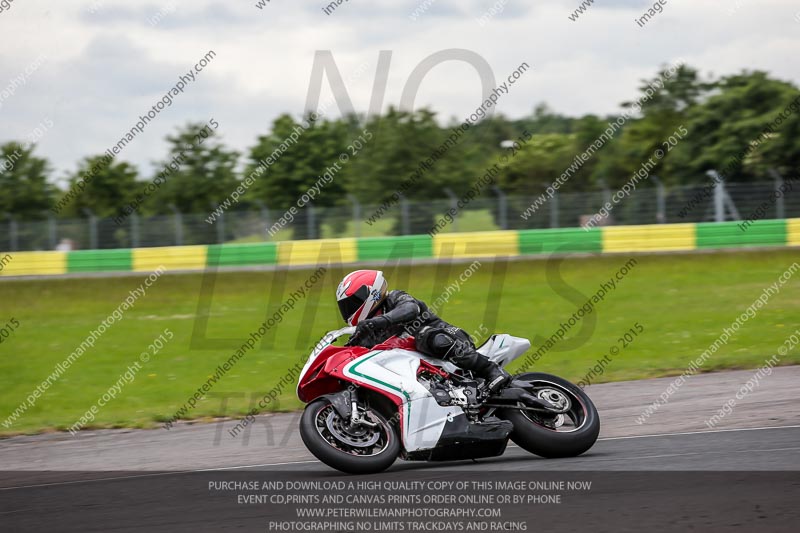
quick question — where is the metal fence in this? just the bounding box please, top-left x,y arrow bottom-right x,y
1,175 -> 796,252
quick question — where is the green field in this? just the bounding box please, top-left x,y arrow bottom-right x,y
1,249 -> 799,435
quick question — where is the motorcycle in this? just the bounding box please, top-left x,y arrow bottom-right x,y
296,327 -> 600,474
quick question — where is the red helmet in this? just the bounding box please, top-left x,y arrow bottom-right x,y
336,270 -> 388,326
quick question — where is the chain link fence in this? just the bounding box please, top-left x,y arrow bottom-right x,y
1,176 -> 796,252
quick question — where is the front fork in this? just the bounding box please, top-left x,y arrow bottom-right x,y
321,387 -> 377,429
350,399 -> 378,428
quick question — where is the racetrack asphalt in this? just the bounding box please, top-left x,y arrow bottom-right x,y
2,367 -> 798,531
1,366 -> 798,478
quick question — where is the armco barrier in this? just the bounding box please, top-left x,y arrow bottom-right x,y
696,218 -> 787,249
206,242 -> 279,268
356,235 -> 433,262
67,249 -> 133,273
1,219 -> 798,277
602,223 -> 696,253
519,227 -> 602,254
0,251 -> 67,276
789,219 -> 800,247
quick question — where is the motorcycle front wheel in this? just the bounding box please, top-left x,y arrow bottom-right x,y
499,372 -> 600,458
299,398 -> 400,474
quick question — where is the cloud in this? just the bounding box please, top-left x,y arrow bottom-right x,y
0,0 -> 797,184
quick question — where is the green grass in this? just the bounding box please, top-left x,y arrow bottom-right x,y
1,249 -> 799,435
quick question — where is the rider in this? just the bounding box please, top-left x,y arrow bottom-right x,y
336,270 -> 512,393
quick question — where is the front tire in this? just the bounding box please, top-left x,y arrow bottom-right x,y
499,372 -> 600,458
299,398 -> 400,474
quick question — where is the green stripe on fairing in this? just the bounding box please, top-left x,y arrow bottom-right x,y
695,219 -> 787,249
206,242 -> 278,267
357,235 -> 433,262
349,350 -> 412,425
518,227 -> 602,255
67,249 -> 133,272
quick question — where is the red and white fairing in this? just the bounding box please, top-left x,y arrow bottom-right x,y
297,327 -> 530,453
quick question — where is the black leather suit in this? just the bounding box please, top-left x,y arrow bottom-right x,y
350,290 -> 506,384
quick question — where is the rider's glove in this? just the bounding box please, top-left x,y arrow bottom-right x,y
359,315 -> 391,334
349,315 -> 391,345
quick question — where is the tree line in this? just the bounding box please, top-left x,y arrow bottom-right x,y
1,64 -> 798,236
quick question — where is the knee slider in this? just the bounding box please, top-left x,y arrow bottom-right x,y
431,333 -> 456,352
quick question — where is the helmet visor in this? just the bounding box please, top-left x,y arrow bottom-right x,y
337,285 -> 370,322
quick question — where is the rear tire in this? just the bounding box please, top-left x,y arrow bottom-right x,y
499,372 -> 599,458
300,398 -> 400,474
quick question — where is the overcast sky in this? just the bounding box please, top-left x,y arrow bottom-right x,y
1,0 -> 799,187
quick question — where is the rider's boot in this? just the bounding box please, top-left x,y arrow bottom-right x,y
450,351 -> 511,394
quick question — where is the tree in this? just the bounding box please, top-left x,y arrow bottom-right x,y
518,103 -> 576,135
626,64 -> 709,115
499,133 -> 580,196
0,142 -> 55,250
0,142 -> 54,218
592,65 -> 711,188
155,121 -> 239,214
668,71 -> 800,182
458,113 -> 524,184
54,156 -> 141,249
248,113 -> 351,239
494,133 -> 583,229
147,122 -> 240,244
346,107 -> 474,234
62,156 -> 139,219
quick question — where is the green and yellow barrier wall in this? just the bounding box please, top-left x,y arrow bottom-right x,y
1,219 -> 798,277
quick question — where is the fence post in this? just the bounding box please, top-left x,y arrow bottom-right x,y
443,188 -> 459,232
550,191 -> 559,228
169,204 -> 183,246
347,194 -> 361,238
47,212 -> 57,249
255,200 -> 270,240
491,185 -> 508,230
400,195 -> 410,236
602,186 -> 612,208
714,180 -> 725,222
10,217 -> 18,251
82,209 -> 98,250
707,171 -> 725,222
4,213 -> 18,251
130,212 -> 140,248
308,203 -> 316,240
652,175 -> 666,223
769,168 -> 786,220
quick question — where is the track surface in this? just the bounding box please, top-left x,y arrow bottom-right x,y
1,366 -> 799,478
1,367 -> 798,531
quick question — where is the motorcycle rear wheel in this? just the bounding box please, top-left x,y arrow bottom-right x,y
499,372 -> 600,458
